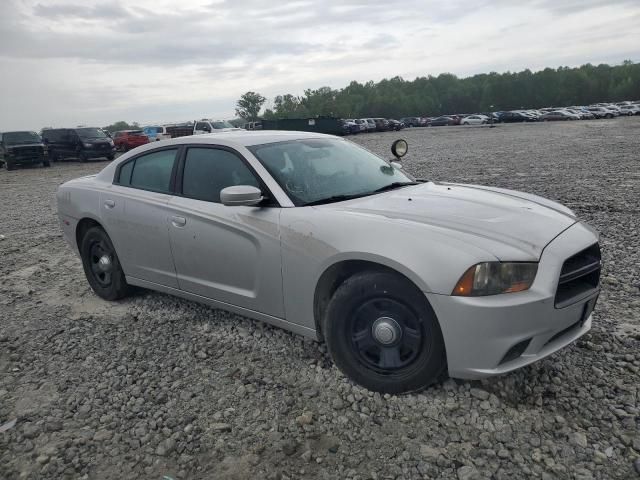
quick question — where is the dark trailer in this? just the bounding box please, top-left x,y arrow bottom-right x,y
261,117 -> 344,136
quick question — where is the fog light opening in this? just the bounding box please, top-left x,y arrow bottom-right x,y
499,338 -> 531,365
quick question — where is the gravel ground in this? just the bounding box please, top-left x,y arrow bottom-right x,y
1,119 -> 639,480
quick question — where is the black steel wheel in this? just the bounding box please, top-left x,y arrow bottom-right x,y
324,271 -> 446,394
80,226 -> 131,300
349,298 -> 423,372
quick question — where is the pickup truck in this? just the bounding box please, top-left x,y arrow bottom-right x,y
142,126 -> 172,142
193,119 -> 243,135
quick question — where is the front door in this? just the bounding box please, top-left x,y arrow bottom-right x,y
167,146 -> 284,318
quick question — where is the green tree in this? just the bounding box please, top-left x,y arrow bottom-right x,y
261,61 -> 640,119
235,91 -> 266,121
103,121 -> 139,133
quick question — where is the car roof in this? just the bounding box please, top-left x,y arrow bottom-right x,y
94,131 -> 347,184
147,130 -> 338,148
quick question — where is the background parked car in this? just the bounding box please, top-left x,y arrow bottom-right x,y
0,131 -> 49,170
193,119 -> 243,134
387,119 -> 404,131
354,119 -> 370,132
497,111 -> 531,123
341,119 -> 361,134
113,130 -> 150,152
540,110 -> 577,121
364,118 -> 377,131
586,107 -> 611,118
461,115 -> 489,125
399,117 -> 421,127
42,127 -> 115,162
430,116 -> 455,126
242,121 -> 263,130
619,105 -> 640,116
373,118 -> 389,131
143,125 -> 172,141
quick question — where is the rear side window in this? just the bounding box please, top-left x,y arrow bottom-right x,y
117,148 -> 177,193
182,147 -> 259,203
118,160 -> 134,186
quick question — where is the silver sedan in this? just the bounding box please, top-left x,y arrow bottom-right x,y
57,131 -> 601,393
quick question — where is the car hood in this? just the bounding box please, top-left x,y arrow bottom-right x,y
329,182 -> 576,260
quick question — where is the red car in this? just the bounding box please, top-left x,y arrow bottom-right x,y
113,130 -> 149,152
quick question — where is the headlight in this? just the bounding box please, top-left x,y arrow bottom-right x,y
452,262 -> 538,296
83,143 -> 93,148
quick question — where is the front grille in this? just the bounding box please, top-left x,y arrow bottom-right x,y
13,147 -> 44,157
555,243 -> 601,308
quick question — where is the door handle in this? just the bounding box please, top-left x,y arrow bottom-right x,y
104,199 -> 115,209
171,216 -> 186,227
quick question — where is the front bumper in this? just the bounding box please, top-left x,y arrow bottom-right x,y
8,155 -> 46,165
428,222 -> 599,379
84,146 -> 115,158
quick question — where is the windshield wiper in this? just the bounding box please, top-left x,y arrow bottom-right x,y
304,193 -> 369,206
371,181 -> 419,193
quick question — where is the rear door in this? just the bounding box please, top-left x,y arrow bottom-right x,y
100,146 -> 180,288
167,145 -> 284,317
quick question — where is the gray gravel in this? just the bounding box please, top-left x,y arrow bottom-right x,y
1,119 -> 639,479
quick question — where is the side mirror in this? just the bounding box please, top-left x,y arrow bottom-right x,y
220,185 -> 264,207
391,139 -> 408,160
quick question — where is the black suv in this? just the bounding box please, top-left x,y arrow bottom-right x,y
0,131 -> 50,170
41,127 -> 115,162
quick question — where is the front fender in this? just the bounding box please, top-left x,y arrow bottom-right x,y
279,207 -> 499,332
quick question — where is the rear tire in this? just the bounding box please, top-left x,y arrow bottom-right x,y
80,226 -> 131,301
324,271 -> 446,394
79,152 -> 88,163
42,159 -> 51,167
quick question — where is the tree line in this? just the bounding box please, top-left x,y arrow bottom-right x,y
235,61 -> 640,121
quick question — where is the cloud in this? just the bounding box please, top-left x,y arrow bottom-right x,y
0,0 -> 638,130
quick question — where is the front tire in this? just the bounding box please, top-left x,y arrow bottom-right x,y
80,226 -> 131,301
42,159 -> 51,167
5,160 -> 15,171
324,271 -> 446,394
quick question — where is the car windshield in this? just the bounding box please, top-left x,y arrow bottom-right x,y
76,128 -> 107,139
249,138 -> 415,206
211,121 -> 234,129
3,131 -> 41,145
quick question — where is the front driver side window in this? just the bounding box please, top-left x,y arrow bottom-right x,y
182,147 -> 259,203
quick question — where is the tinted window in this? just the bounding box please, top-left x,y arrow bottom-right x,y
182,148 -> 259,203
129,149 -> 177,193
3,131 -> 41,145
76,128 -> 107,139
118,160 -> 134,186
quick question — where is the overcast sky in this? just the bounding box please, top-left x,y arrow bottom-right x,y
1,0 -> 639,130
